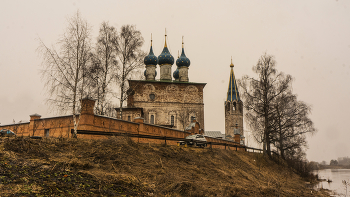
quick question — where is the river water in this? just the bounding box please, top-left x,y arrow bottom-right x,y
313,169 -> 350,196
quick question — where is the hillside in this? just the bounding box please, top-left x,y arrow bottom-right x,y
0,137 -> 330,196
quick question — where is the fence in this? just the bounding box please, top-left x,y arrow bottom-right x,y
72,129 -> 263,153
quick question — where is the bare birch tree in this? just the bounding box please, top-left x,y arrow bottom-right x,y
178,107 -> 190,131
88,22 -> 118,116
239,53 -> 292,156
114,25 -> 145,119
39,11 -> 92,138
270,91 -> 316,159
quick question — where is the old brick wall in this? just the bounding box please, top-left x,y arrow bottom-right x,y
0,115 -> 75,138
0,123 -> 30,136
32,116 -> 74,138
0,111 -> 191,145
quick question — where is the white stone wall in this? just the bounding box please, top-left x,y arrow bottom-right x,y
145,65 -> 156,80
128,81 -> 205,131
179,67 -> 189,82
160,64 -> 172,81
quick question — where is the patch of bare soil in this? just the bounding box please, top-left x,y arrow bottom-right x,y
0,137 -> 330,196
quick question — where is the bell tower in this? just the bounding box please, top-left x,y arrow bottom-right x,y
225,58 -> 244,141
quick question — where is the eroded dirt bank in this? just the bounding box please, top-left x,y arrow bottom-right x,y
0,137 -> 330,196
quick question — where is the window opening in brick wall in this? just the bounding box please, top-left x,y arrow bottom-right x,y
45,129 -> 49,137
171,115 -> 174,126
150,115 -> 154,124
128,116 -> 131,121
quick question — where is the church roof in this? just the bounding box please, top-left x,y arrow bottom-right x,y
226,58 -> 240,101
204,131 -> 225,139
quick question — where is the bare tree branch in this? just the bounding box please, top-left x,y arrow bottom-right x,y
38,11 -> 92,138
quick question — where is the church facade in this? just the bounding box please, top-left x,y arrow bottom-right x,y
118,34 -> 244,143
117,35 -> 206,132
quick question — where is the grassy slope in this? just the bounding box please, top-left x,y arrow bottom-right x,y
0,137 -> 330,197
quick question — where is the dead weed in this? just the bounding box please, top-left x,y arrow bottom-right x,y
0,136 -> 331,197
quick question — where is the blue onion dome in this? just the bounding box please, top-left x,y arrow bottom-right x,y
173,68 -> 179,80
158,36 -> 174,65
176,40 -> 190,67
176,48 -> 190,67
144,43 -> 158,66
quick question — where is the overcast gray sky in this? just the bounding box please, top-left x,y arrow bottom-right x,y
1,0 -> 349,163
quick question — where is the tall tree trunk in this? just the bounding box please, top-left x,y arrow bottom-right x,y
119,73 -> 125,119
72,46 -> 79,138
276,105 -> 285,159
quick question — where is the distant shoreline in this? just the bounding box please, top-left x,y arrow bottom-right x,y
317,165 -> 350,170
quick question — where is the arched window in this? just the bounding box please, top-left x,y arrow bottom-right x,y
171,115 -> 174,126
150,115 -> 154,124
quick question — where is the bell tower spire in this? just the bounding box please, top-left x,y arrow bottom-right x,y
227,56 -> 240,101
225,58 -> 244,144
164,29 -> 167,47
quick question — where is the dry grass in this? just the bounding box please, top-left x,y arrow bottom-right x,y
0,136 -> 330,196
